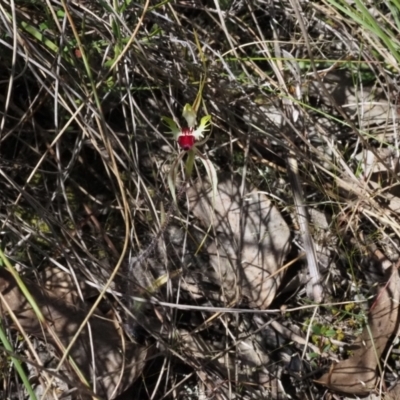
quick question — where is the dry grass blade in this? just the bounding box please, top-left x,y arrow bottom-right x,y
287,156 -> 324,303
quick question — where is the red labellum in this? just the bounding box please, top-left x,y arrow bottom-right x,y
178,128 -> 195,150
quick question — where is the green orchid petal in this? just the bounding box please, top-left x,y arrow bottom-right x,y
182,103 -> 197,128
193,115 -> 211,140
162,116 -> 181,139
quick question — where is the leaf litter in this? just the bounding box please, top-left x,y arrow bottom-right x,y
187,174 -> 291,310
0,268 -> 147,399
316,261 -> 400,395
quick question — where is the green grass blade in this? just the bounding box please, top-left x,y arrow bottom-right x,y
0,322 -> 37,399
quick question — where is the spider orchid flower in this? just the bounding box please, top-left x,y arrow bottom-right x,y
161,104 -> 216,206
162,104 -> 211,151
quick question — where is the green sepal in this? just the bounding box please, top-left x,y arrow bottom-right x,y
161,116 -> 180,139
182,104 -> 197,128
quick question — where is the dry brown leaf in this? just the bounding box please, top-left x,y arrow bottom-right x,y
386,383 -> 400,400
188,175 -> 291,309
41,266 -> 95,304
308,70 -> 395,128
0,269 -> 147,399
316,265 -> 400,395
354,148 -> 400,214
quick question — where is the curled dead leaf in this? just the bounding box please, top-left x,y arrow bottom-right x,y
187,175 -> 291,309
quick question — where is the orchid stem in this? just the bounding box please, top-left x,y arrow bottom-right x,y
185,149 -> 196,179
